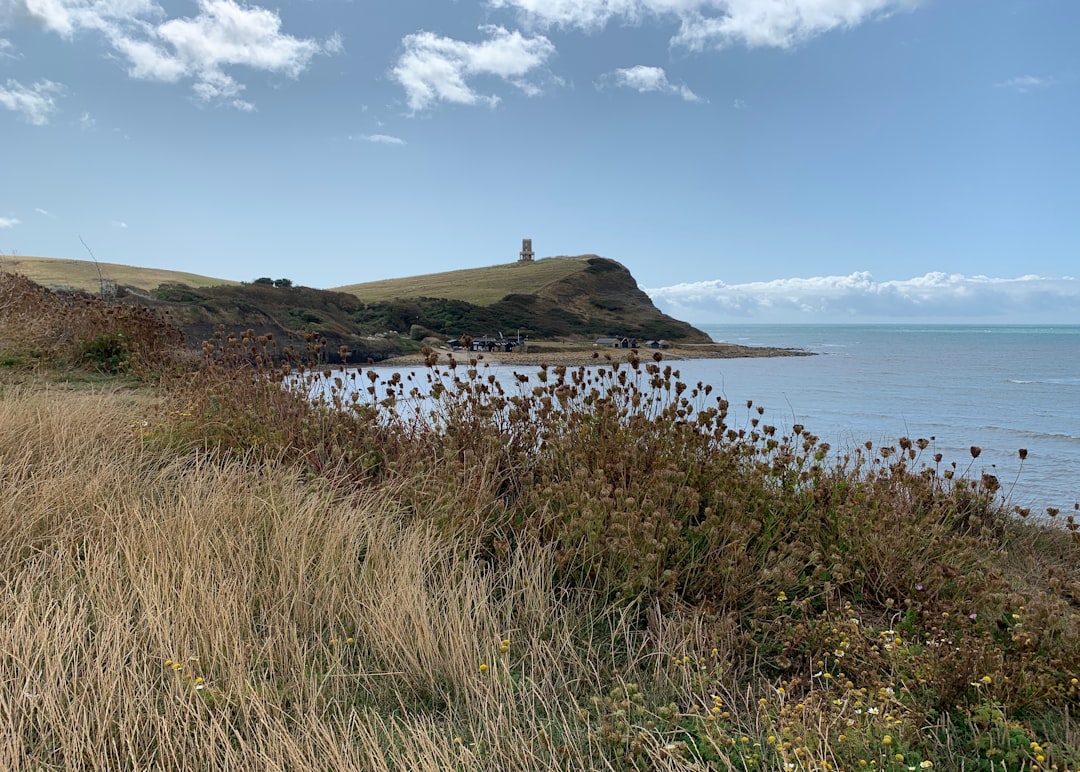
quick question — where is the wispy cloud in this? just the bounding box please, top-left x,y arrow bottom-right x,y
994,75 -> 1055,93
0,37 -> 16,58
352,133 -> 407,145
34,208 -> 56,217
392,25 -> 557,112
488,0 -> 922,50
0,216 -> 20,228
732,98 -> 747,110
599,65 -> 701,102
646,272 -> 1080,323
11,0 -> 342,109
0,79 -> 62,124
111,220 -> 129,229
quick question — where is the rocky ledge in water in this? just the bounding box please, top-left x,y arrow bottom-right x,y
382,341 -> 812,369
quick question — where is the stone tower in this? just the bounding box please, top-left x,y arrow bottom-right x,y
519,238 -> 534,263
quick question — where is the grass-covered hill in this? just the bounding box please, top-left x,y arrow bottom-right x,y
7,255 -> 711,361
338,255 -> 711,344
0,254 -> 236,292
334,255 -> 592,306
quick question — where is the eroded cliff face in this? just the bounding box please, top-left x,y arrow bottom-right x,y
534,256 -> 712,343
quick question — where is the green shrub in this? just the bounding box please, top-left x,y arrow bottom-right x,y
81,332 -> 130,373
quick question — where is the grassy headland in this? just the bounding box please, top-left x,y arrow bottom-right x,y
6,255 -> 718,362
1,269 -> 1078,771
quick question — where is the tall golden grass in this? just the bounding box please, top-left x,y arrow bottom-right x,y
0,386 -> 582,769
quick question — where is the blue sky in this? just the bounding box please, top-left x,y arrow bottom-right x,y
1,0 -> 1077,323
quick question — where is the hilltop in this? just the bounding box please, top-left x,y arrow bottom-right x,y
3,254 -> 719,361
0,254 -> 236,293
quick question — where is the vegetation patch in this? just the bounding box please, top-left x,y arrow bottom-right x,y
1,270 -> 1077,770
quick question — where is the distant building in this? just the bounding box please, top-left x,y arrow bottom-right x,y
519,238 -> 534,263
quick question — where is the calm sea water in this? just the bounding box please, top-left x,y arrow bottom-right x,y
691,325 -> 1079,513
357,325 -> 1078,513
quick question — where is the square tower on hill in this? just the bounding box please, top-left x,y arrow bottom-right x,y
519,238 -> 534,262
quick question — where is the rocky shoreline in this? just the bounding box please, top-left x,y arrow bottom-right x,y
381,341 -> 812,368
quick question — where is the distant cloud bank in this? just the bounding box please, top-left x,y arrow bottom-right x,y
646,272 -> 1080,324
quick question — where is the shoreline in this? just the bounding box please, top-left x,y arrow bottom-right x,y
380,341 -> 813,369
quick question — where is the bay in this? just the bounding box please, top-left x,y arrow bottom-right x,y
352,325 -> 1079,513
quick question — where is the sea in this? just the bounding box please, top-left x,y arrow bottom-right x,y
357,325 -> 1080,514
690,324 -> 1079,514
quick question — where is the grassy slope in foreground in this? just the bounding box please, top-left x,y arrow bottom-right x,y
334,256 -> 590,306
0,255 -> 236,293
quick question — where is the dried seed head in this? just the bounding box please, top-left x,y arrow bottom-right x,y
970,446 -> 981,459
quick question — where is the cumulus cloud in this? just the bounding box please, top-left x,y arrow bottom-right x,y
0,78 -> 62,124
392,25 -> 557,112
995,75 -> 1055,93
352,133 -> 406,145
488,0 -> 921,50
645,272 -> 1080,323
0,216 -> 20,228
10,0 -> 341,109
599,65 -> 701,101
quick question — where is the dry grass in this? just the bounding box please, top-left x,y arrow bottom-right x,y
0,255 -> 236,293
334,256 -> 591,306
0,386 -> 558,769
0,382 -> 774,770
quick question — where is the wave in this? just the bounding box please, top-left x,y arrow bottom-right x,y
982,426 -> 1080,442
1008,378 -> 1080,386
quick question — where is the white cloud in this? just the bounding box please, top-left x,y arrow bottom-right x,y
12,0 -> 341,108
995,75 -> 1055,93
732,97 -> 746,109
600,65 -> 701,101
79,110 -> 95,128
0,78 -> 62,124
646,272 -> 1080,323
0,37 -> 16,57
0,216 -> 20,228
34,207 -> 55,217
353,133 -> 406,145
16,0 -> 163,38
392,25 -> 557,112
489,0 -> 921,50
111,220 -> 128,228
